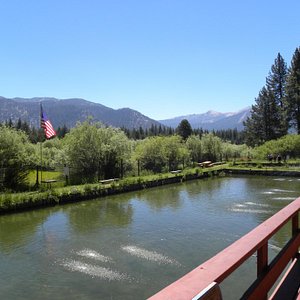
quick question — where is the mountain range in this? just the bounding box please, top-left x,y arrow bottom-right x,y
0,96 -> 251,131
159,107 -> 251,131
0,97 -> 161,129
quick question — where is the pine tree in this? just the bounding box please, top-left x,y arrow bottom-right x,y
168,126 -> 173,135
56,124 -> 69,138
6,118 -> 13,127
139,126 -> 144,139
176,119 -> 192,140
286,47 -> 300,134
16,118 -> 22,130
266,53 -> 288,136
244,86 -> 279,146
244,53 -> 289,145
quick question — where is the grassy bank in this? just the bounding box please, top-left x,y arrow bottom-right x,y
1,162 -> 300,214
0,167 -> 225,214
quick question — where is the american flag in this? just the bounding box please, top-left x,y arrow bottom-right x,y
41,105 -> 56,139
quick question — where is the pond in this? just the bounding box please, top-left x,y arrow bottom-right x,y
0,175 -> 299,299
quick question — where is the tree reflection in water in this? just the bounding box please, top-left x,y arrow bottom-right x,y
66,198 -> 133,233
0,209 -> 51,253
136,185 -> 182,211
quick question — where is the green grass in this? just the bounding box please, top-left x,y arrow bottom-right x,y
27,170 -> 65,187
1,167 -> 220,213
227,160 -> 300,172
1,163 -> 299,214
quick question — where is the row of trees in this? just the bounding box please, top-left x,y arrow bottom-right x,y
244,47 -> 300,146
2,118 -> 69,143
122,123 -> 245,144
253,134 -> 300,160
3,117 -> 245,145
0,121 -> 249,189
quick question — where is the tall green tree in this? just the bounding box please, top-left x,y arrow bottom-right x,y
100,126 -> 132,179
186,135 -> 202,162
134,136 -> 167,173
244,53 -> 289,146
63,121 -> 131,182
0,126 -> 35,189
162,135 -> 188,170
201,133 -> 222,161
286,47 -> 300,134
63,121 -> 103,182
40,138 -> 63,169
266,53 -> 288,135
244,86 -> 280,146
176,119 -> 192,140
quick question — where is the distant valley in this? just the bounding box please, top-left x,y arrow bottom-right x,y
0,96 -> 250,130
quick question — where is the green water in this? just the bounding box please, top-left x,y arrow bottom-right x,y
0,175 -> 299,300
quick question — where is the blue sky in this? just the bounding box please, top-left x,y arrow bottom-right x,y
0,0 -> 299,120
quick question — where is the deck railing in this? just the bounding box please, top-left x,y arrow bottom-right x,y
149,197 -> 300,300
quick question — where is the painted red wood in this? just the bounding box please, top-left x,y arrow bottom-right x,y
293,214 -> 299,236
257,243 -> 268,276
242,234 -> 300,299
149,197 -> 300,300
269,256 -> 300,300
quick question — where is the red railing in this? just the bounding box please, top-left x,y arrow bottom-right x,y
149,197 -> 300,300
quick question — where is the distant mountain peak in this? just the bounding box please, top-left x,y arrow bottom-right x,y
0,95 -> 251,131
0,96 -> 161,130
160,107 -> 251,130
206,110 -> 223,116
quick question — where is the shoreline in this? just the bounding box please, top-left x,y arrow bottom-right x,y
1,167 -> 300,215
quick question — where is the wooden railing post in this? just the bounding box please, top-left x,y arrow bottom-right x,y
292,213 -> 299,260
292,213 -> 299,237
257,243 -> 268,277
257,243 -> 268,300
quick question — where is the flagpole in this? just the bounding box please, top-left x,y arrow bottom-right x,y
39,102 -> 56,187
40,103 -> 43,185
40,141 -> 43,184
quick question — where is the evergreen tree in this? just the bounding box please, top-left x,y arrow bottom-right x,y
286,47 -> 300,133
20,120 -> 30,135
56,124 -> 69,138
244,53 -> 289,145
16,118 -> 22,130
149,124 -> 155,136
266,53 -> 288,135
244,86 -> 279,146
6,118 -> 13,127
176,119 -> 192,140
133,128 -> 140,139
139,126 -> 145,139
158,125 -> 163,135
168,126 -> 174,135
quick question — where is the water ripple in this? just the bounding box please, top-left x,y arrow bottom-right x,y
231,208 -> 272,214
272,197 -> 295,201
122,245 -> 180,266
270,188 -> 295,193
61,259 -> 128,281
76,249 -> 113,263
245,202 -> 270,207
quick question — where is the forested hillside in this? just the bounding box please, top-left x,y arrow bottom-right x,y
0,97 -> 161,129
